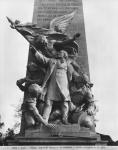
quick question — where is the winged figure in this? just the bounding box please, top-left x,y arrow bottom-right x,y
7,11 -> 82,72
7,11 -> 76,36
7,11 -> 77,46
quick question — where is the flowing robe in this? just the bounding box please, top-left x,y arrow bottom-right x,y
46,60 -> 71,102
35,51 -> 73,102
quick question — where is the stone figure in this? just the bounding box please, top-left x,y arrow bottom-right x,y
47,72 -> 98,130
31,48 -> 80,125
26,61 -> 46,86
16,78 -> 48,127
7,11 -> 98,133
69,74 -> 98,131
6,11 -> 79,57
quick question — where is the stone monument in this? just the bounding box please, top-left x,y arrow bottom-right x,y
6,0 -> 108,145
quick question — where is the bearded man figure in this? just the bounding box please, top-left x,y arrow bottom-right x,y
31,48 -> 78,124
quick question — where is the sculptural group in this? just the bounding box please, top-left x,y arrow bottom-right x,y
7,11 -> 98,133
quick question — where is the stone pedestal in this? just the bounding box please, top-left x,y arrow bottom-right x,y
7,125 -> 108,146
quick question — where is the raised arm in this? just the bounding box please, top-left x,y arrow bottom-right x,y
31,47 -> 49,65
16,77 -> 27,91
25,78 -> 41,85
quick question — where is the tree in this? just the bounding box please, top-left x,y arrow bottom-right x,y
0,115 -> 4,145
0,115 -> 4,129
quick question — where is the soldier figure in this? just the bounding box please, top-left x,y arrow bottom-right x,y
31,48 -> 80,124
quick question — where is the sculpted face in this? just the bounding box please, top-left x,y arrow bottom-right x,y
57,51 -> 64,58
57,50 -> 68,59
27,62 -> 38,72
28,84 -> 42,98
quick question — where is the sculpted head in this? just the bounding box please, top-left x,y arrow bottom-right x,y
28,84 -> 42,97
57,50 -> 68,59
27,62 -> 38,72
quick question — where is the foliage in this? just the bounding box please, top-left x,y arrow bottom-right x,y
0,115 -> 4,129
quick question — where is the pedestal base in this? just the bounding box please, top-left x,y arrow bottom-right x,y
7,124 -> 108,146
7,136 -> 108,146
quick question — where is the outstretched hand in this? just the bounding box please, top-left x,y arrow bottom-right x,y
45,123 -> 57,130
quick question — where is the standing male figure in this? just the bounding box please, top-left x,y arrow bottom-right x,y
31,48 -> 77,124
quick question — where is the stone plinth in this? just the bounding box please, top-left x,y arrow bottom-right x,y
25,124 -> 96,138
7,124 -> 108,146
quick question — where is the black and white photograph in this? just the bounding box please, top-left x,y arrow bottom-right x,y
0,0 -> 118,148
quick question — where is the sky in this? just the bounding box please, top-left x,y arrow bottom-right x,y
0,0 -> 118,141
